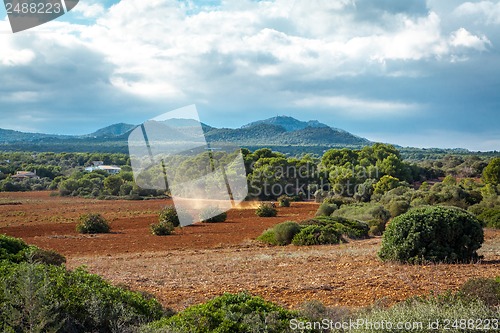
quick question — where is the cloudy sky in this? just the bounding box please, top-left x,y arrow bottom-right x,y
1,0 -> 499,151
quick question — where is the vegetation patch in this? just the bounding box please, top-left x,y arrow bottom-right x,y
141,292 -> 307,333
255,203 -> 278,217
379,206 -> 484,264
258,216 -> 368,246
150,221 -> 175,236
76,213 -> 111,234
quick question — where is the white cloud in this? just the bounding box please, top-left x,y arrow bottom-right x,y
293,96 -> 419,116
0,0 -> 498,148
454,1 -> 500,25
72,2 -> 105,18
450,28 -> 490,51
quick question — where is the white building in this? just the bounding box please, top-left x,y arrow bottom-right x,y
85,165 -> 122,174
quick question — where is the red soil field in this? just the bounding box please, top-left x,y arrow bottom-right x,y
1,191 -> 499,311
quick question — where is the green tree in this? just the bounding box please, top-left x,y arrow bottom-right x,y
103,175 -> 123,196
374,175 -> 400,194
483,158 -> 500,185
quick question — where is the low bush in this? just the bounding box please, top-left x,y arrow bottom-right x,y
352,292 -> 497,333
0,234 -> 30,263
0,261 -> 164,332
315,202 -> 337,217
256,229 -> 277,245
259,216 -> 369,246
76,213 -> 110,234
277,195 -> 291,207
291,225 -> 342,246
332,203 -> 389,223
159,205 -> 181,227
150,221 -> 175,236
255,203 -> 277,217
1,235 -> 66,265
274,221 -> 301,245
28,247 -> 66,266
459,277 -> 500,307
141,292 -> 307,333
199,206 -> 227,223
302,216 -> 369,240
478,208 -> 500,229
367,220 -> 386,236
379,206 -> 484,264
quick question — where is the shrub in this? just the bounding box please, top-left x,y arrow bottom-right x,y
302,216 -> 369,239
0,261 -> 164,332
256,229 -> 277,245
277,195 -> 291,207
352,292 -> 496,333
1,235 -> 66,265
28,247 -> 66,266
298,300 -> 350,323
159,205 -> 181,227
367,220 -> 385,236
141,292 -> 304,333
459,278 -> 500,307
315,202 -> 337,216
379,206 -> 484,264
273,221 -> 301,245
150,221 -> 175,236
199,206 -> 227,223
323,195 -> 355,207
478,208 -> 500,229
0,234 -> 30,263
387,199 -> 410,217
76,213 -> 110,234
255,203 -> 277,217
332,203 -> 388,223
292,225 -> 341,246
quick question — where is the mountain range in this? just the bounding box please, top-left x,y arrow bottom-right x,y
0,116 -> 370,154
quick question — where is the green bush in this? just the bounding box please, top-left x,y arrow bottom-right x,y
367,220 -> 386,236
277,195 -> 291,207
255,203 -> 277,217
315,202 -> 337,216
273,221 -> 301,245
0,261 -> 164,333
256,229 -> 277,245
0,234 -> 30,263
28,247 -> 66,266
159,205 -> 181,227
141,292 -> 307,333
332,203 -> 389,223
478,208 -> 500,229
302,216 -> 369,240
1,235 -> 66,265
292,225 -> 342,246
323,195 -> 355,208
387,199 -> 411,217
459,277 -> 500,307
379,206 -> 484,264
76,213 -> 110,234
199,206 -> 227,223
150,221 -> 175,236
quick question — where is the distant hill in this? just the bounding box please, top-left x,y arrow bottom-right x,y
86,123 -> 136,138
0,128 -> 69,143
0,116 -> 371,154
242,116 -> 329,132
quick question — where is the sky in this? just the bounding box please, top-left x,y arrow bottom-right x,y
0,0 -> 499,151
